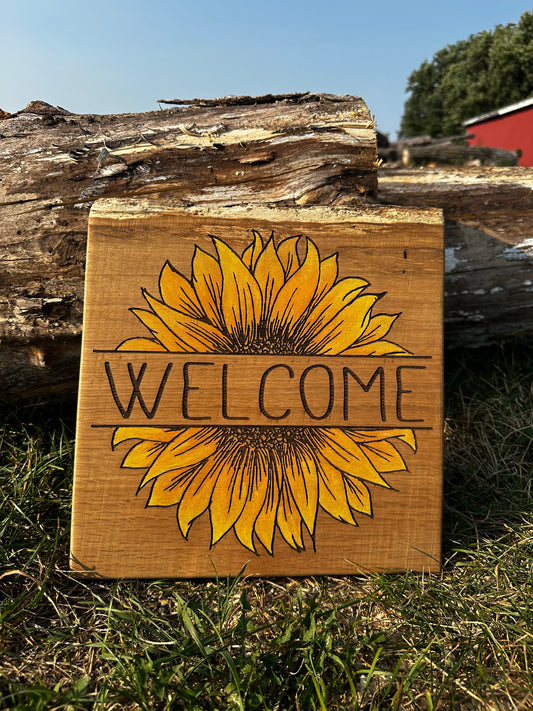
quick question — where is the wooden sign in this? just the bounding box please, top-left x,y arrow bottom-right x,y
71,200 -> 443,578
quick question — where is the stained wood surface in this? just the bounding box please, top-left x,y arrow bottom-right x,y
71,201 -> 443,578
0,94 -> 376,402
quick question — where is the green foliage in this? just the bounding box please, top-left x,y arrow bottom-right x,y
1,341 -> 533,709
400,11 -> 533,137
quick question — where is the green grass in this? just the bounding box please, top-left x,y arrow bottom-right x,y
1,342 -> 533,710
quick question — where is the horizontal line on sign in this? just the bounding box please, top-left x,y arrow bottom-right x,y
92,350 -> 433,359
91,423 -> 434,430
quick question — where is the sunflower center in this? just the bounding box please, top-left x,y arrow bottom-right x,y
222,425 -> 312,453
231,324 -> 303,355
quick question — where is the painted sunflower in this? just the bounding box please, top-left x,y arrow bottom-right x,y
112,231 -> 416,553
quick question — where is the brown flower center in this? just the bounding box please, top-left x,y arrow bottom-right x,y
221,425 -> 312,453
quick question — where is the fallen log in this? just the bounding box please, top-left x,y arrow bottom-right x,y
379,134 -> 475,166
401,143 -> 518,167
378,166 -> 533,347
396,134 -> 474,147
0,94 -> 377,402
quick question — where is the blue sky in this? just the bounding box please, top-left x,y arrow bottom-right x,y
2,1 -> 531,137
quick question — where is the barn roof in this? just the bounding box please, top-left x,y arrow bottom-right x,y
463,96 -> 533,126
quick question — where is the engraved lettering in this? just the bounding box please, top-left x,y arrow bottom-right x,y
259,364 -> 294,420
343,366 -> 386,422
105,361 -> 173,419
182,361 -> 214,420
299,364 -> 334,420
396,365 -> 425,422
222,363 -> 250,421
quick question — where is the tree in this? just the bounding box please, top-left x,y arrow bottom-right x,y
400,12 -> 533,138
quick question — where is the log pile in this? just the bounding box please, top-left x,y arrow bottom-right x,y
380,135 -> 518,167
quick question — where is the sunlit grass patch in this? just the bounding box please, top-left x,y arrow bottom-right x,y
1,341 -> 532,710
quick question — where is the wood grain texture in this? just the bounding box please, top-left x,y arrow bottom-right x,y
71,201 -> 443,578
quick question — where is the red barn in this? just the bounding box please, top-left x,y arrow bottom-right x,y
463,97 -> 533,166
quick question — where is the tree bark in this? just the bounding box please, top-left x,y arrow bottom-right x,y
378,166 -> 533,348
1,94 -> 377,402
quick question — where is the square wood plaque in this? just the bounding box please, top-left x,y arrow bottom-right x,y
71,200 -> 443,578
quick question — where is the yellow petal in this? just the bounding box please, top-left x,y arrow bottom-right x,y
313,253 -> 339,305
214,238 -> 263,341
270,238 -> 320,333
242,230 -> 263,270
280,447 -> 318,535
144,291 -> 229,352
347,429 -> 417,451
277,482 -> 304,551
316,455 -> 356,525
276,235 -> 301,277
345,478 -> 372,515
141,427 -> 219,486
233,450 -> 270,552
131,308 -> 187,352
299,277 -> 368,343
192,246 -> 224,329
177,458 -> 219,536
210,448 -> 251,544
147,466 -> 197,506
308,294 -> 378,355
356,313 -> 399,345
342,340 -> 411,356
360,440 -> 410,473
310,276 -> 369,318
159,262 -> 204,319
253,237 -> 286,318
253,474 -> 280,554
113,427 -> 182,446
116,338 -> 167,352
314,428 -> 390,487
121,440 -> 166,468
